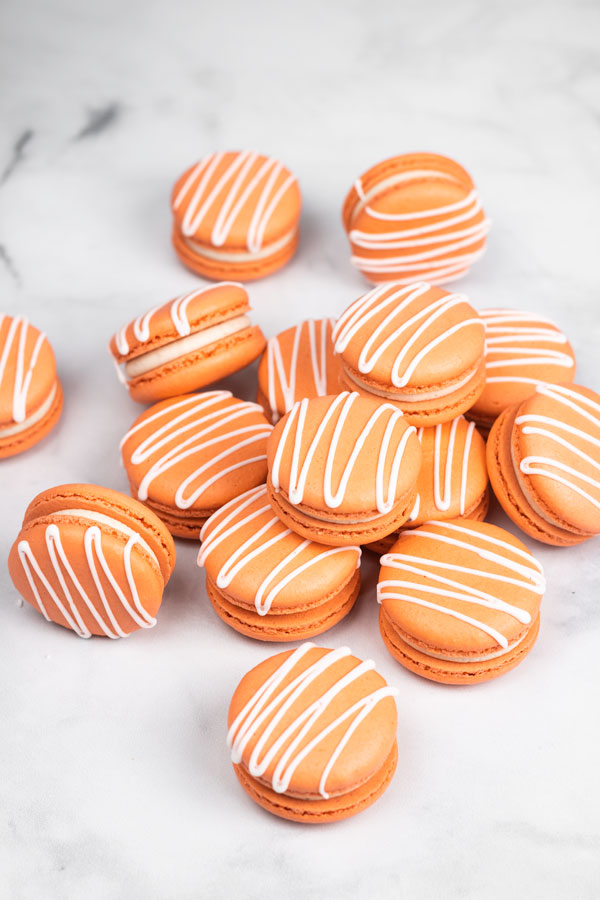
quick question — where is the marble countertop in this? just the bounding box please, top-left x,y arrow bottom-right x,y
1,0 -> 599,897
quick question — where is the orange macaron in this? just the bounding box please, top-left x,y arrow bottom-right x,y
198,485 -> 362,640
487,382 -> 600,546
121,390 -> 272,538
0,314 -> 63,458
467,309 -> 576,435
333,282 -> 486,425
378,520 -> 545,684
227,643 -> 398,822
266,391 -> 422,546
171,150 -> 301,281
8,484 -> 175,638
367,416 -> 489,554
256,318 -> 341,424
342,152 -> 490,285
109,283 -> 266,405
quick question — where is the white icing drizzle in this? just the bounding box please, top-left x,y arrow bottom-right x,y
0,315 -> 48,424
480,309 -> 574,383
16,515 -> 158,639
349,168 -> 490,282
114,283 -> 243,356
121,391 -> 272,509
333,282 -> 484,388
198,486 -> 360,615
515,383 -> 600,511
266,319 -> 334,422
378,521 -> 545,650
227,643 -> 397,798
270,391 -> 416,514
173,151 -> 297,251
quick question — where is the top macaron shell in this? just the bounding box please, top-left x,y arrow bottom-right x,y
468,309 -> 577,425
0,314 -> 58,426
227,644 -> 398,799
172,151 -> 301,252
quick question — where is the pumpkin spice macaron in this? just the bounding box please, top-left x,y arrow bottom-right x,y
266,391 -> 422,546
198,485 -> 361,640
8,484 -> 175,638
121,390 -> 272,538
171,150 -> 301,281
378,520 -> 545,684
109,283 -> 266,405
367,416 -> 489,554
487,382 -> 600,546
256,318 -> 340,424
0,314 -> 63,458
333,281 -> 486,425
467,309 -> 576,435
227,643 -> 398,822
342,152 -> 490,285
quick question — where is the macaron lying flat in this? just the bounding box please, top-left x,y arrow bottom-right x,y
198,486 -> 362,640
467,309 -> 576,434
367,416 -> 489,554
171,150 -> 301,281
0,314 -> 63,458
227,643 -> 398,822
256,318 -> 340,424
378,520 -> 545,684
8,484 -> 175,638
333,282 -> 486,425
266,391 -> 422,546
121,391 -> 272,539
487,382 -> 600,546
109,283 -> 266,405
342,152 -> 490,285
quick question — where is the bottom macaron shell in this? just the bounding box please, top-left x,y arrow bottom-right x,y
127,326 -> 266,405
138,495 -> 211,540
172,227 -> 299,282
0,380 -> 63,459
267,479 -> 418,547
232,742 -> 398,823
206,569 -> 360,641
487,406 -> 588,547
339,360 -> 486,428
379,607 -> 540,685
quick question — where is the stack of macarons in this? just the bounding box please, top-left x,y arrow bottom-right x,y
5,147 -> 600,826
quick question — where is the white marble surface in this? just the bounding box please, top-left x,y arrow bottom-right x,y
1,0 -> 600,897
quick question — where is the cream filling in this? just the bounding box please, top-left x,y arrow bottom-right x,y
342,365 -> 478,403
396,624 -> 530,662
51,509 -> 159,567
0,382 -> 57,438
125,315 -> 252,379
182,228 -> 296,262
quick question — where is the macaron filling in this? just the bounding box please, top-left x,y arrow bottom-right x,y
182,228 -> 297,263
341,362 -> 481,404
0,381 -> 58,438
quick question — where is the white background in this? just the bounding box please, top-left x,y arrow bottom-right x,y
1,1 -> 599,897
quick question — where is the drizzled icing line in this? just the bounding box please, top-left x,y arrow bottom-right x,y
270,392 -> 417,514
480,310 -> 574,380
198,486 -> 360,616
0,315 -> 48,424
173,151 -> 297,252
114,283 -> 244,356
121,391 -> 272,509
17,518 -> 157,639
515,383 -> 600,511
333,283 -> 484,388
266,319 -> 334,422
227,643 -> 397,799
378,520 -> 545,649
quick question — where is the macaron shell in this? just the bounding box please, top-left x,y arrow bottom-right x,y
172,225 -> 299,282
227,646 -> 397,800
0,315 -> 58,425
0,378 -> 63,459
233,742 -> 398,823
21,483 -> 176,582
125,324 -> 266,405
379,606 -> 540,685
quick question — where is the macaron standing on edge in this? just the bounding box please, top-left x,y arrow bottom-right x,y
8,484 -> 176,638
109,282 -> 266,405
